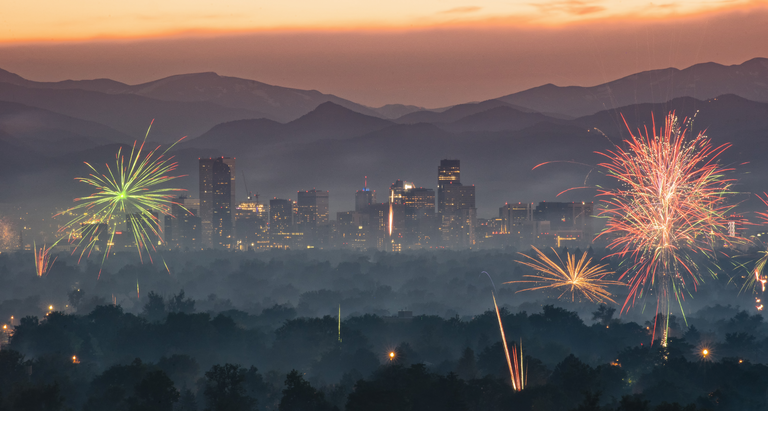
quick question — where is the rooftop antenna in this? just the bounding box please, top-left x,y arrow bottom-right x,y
241,170 -> 259,204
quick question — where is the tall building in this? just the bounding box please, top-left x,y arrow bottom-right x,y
335,210 -> 369,249
270,198 -> 302,248
296,190 -> 329,229
389,180 -> 415,205
438,159 -> 460,186
235,198 -> 267,250
437,159 -> 476,248
269,198 -> 294,233
165,196 -> 201,250
295,189 -> 330,247
499,202 -> 534,233
403,187 -> 436,246
355,177 -> 376,212
199,157 -> 235,249
534,201 -> 594,247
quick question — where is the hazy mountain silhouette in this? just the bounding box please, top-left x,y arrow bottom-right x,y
187,102 -> 394,150
0,100 -> 131,154
371,104 -> 426,119
394,100 -> 535,124
439,106 -> 565,133
0,68 -> 383,124
0,82 -> 261,142
497,57 -> 768,117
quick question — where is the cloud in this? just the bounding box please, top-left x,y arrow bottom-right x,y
531,1 -> 606,16
439,6 -> 482,15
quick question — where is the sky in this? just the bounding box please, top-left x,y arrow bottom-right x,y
1,1 -> 768,107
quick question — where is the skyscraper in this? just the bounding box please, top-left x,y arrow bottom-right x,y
296,189 -> 330,247
235,198 -> 267,250
296,189 -> 329,229
534,201 -> 594,247
389,180 -> 415,205
199,157 -> 235,249
355,177 -> 376,212
438,159 -> 460,186
165,196 -> 201,250
269,198 -> 294,233
403,187 -> 436,246
437,159 -> 476,248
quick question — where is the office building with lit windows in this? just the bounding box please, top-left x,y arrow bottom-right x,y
437,159 -> 476,248
199,157 -> 235,249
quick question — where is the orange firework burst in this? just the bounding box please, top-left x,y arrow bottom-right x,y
596,112 -> 737,345
34,240 -> 61,277
505,246 -> 623,304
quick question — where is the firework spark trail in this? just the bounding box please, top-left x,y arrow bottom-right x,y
55,121 -> 187,277
34,239 -> 62,277
745,193 -> 768,311
482,271 -> 524,391
596,112 -> 737,346
505,246 -> 623,304
388,190 -> 393,238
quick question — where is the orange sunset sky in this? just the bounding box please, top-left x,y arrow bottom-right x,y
2,1 -> 768,107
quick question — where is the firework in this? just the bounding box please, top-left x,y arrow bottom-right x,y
596,112 -> 736,346
338,304 -> 342,343
505,246 -> 622,304
491,292 -> 525,391
482,271 -> 525,391
34,240 -> 61,277
56,121 -> 187,276
0,217 -> 18,251
746,193 -> 768,311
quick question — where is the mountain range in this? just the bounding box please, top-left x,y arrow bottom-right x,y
2,58 -> 768,216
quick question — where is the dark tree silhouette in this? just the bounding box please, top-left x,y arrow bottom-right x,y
278,370 -> 332,410
454,347 -> 478,381
130,370 -> 180,410
203,363 -> 255,411
143,291 -> 166,323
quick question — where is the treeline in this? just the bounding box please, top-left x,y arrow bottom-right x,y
0,247 -> 756,325
2,298 -> 768,410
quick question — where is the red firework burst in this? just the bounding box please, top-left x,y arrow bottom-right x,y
596,112 -> 737,345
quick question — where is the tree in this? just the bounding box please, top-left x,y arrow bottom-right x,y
278,370 -> 332,410
167,290 -> 195,314
9,382 -> 64,410
143,291 -> 166,322
454,347 -> 478,381
618,394 -> 650,410
204,364 -> 255,410
131,370 -> 180,410
577,391 -> 601,410
177,389 -> 198,411
592,304 -> 616,326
